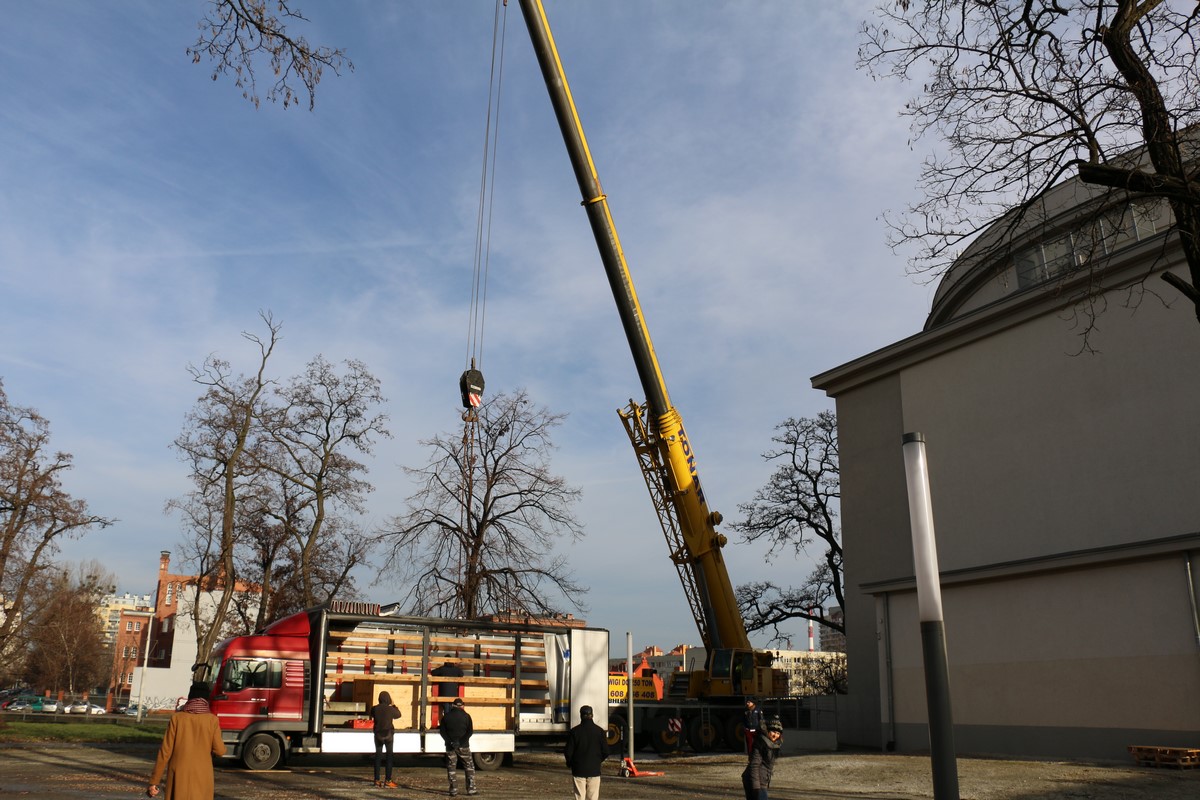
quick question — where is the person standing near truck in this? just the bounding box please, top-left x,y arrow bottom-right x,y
432,660 -> 465,711
564,705 -> 609,800
440,697 -> 477,797
146,683 -> 226,799
370,691 -> 402,788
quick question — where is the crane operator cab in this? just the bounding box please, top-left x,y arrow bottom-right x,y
696,648 -> 782,699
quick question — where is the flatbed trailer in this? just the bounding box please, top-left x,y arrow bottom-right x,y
197,601 -> 609,770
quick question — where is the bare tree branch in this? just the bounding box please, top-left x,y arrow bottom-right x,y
254,355 -> 389,609
732,411 -> 843,644
188,0 -> 353,110
378,390 -> 587,620
0,380 -> 113,667
171,312 -> 280,665
859,1 -> 1200,331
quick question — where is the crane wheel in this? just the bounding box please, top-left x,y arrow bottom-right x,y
606,714 -> 627,748
686,717 -> 721,753
723,714 -> 746,752
648,715 -> 680,755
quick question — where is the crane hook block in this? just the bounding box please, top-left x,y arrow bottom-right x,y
460,369 -> 485,410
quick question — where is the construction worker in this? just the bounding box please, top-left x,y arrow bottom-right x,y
743,697 -> 764,755
440,697 -> 477,797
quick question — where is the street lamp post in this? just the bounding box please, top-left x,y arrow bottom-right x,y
901,432 -> 959,800
135,612 -> 156,723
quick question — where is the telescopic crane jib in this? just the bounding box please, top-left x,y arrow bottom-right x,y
517,0 -> 785,701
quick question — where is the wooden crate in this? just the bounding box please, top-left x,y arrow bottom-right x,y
1128,745 -> 1200,769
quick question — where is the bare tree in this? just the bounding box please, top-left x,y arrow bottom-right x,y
256,356 -> 389,609
379,390 -> 587,620
732,411 -> 844,643
171,313 -> 279,666
794,654 -> 848,696
0,380 -> 113,667
859,1 -> 1200,330
188,0 -> 353,110
22,562 -> 114,697
171,321 -> 387,644
230,473 -> 299,630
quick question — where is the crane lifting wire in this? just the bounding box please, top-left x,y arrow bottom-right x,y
459,0 -> 509,543
460,0 -> 509,423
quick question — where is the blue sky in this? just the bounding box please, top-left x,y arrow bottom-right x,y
1,1 -> 934,653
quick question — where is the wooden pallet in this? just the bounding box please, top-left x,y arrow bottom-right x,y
1128,745 -> 1200,769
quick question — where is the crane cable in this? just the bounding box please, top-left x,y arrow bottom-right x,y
460,0 -> 509,420
459,0 -> 509,560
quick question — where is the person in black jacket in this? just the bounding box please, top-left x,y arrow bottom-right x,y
439,697 -> 477,797
743,697 -> 765,755
370,691 -> 402,787
564,705 -> 609,800
741,716 -> 783,800
432,660 -> 465,712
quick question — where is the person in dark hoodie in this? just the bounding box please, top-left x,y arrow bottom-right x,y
564,705 -> 609,799
370,691 -> 402,788
741,716 -> 783,800
439,697 -> 477,796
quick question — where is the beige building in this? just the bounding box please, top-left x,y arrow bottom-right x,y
812,166 -> 1200,760
97,592 -> 153,647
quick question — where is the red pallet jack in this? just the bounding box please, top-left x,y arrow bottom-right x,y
619,757 -> 664,777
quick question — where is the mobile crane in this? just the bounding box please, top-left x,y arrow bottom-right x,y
518,0 -> 787,752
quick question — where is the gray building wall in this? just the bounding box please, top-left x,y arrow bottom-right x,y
813,177 -> 1200,760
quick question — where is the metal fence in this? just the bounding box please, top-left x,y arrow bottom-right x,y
761,694 -> 838,732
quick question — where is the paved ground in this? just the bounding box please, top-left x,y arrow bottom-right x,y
1,743 -> 1198,799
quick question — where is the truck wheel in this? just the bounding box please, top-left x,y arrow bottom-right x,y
648,716 -> 680,756
605,714 -> 627,749
687,717 -> 721,753
723,714 -> 746,752
241,733 -> 282,770
473,752 -> 503,772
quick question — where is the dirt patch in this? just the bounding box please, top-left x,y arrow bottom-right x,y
2,743 -> 1198,799
759,750 -> 1200,799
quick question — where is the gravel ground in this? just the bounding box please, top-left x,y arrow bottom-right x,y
1,743 -> 1198,799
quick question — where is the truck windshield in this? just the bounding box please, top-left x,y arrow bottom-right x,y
223,658 -> 283,691
195,652 -> 222,686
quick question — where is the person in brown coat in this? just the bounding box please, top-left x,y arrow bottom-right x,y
146,683 -> 226,799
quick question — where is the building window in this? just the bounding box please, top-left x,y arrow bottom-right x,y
126,621 -> 133,632
134,621 -> 141,632
1014,198 -> 1170,289
126,674 -> 133,685
123,646 -> 130,659
165,583 -> 173,605
162,618 -> 170,633
131,646 -> 138,660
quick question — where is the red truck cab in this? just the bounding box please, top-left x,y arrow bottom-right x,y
200,610 -> 313,767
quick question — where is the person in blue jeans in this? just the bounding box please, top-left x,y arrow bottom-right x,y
371,691 -> 402,787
